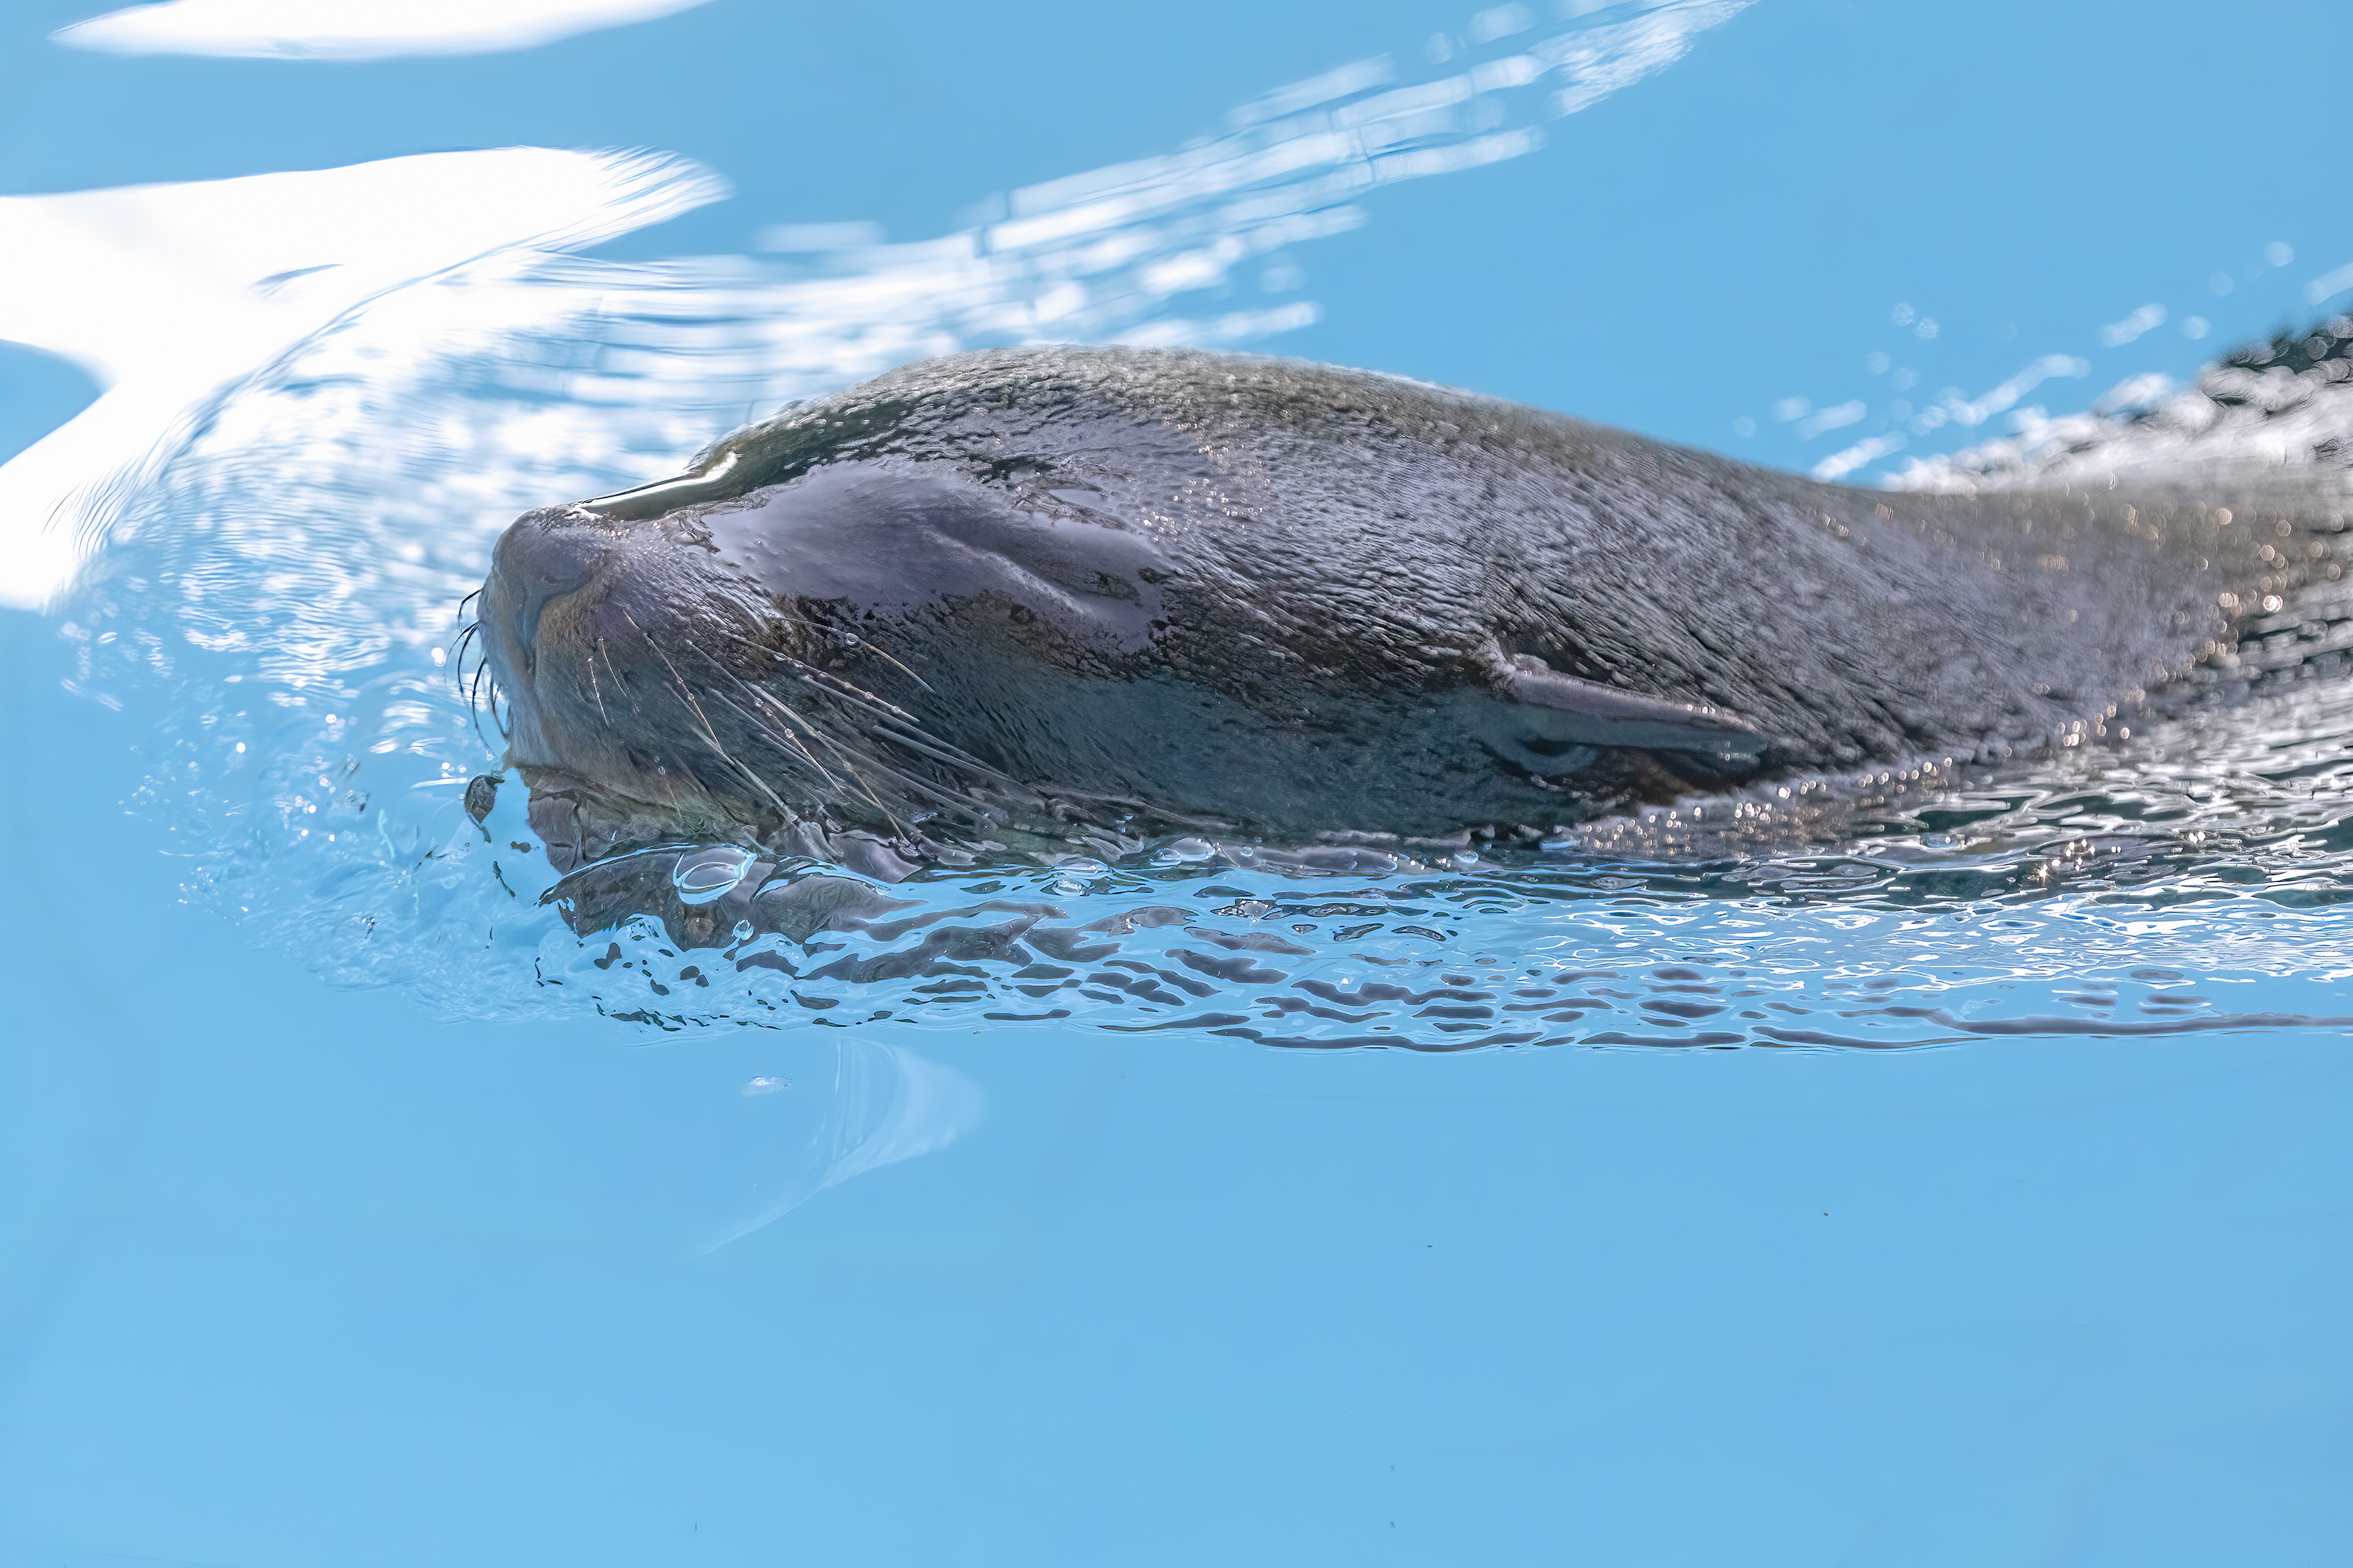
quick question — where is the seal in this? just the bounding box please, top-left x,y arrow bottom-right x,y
473,344 -> 2351,875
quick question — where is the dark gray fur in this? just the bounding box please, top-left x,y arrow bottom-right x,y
476,345 -> 2345,870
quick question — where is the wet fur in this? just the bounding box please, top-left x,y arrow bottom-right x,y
471,345 -> 2352,873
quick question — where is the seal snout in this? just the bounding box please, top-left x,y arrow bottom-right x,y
489,507 -> 615,668
478,506 -> 629,775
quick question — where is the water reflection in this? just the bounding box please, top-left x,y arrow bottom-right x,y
53,0 -> 717,60
709,1040 -> 984,1246
519,776 -> 2353,1050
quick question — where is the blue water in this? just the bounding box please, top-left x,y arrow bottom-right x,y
6,2 -> 2352,1563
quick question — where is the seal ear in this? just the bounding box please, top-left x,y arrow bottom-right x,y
1487,653 -> 1767,773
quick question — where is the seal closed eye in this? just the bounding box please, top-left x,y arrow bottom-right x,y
475,344 -> 2338,872
703,463 -> 1173,657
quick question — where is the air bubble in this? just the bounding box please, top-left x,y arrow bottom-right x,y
673,845 -> 756,905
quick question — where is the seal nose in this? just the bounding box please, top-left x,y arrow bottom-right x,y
489,508 -> 613,665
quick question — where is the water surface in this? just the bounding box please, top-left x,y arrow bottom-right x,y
4,3 -> 2351,1564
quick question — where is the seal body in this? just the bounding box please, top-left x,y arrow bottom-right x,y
476,345 -> 2341,870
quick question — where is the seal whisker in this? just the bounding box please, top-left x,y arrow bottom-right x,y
700,682 -> 975,833
585,635 -> 612,726
788,669 -> 927,731
467,655 -> 509,744
451,617 -> 480,671
681,686 -> 801,820
862,718 -> 1024,789
690,635 -> 992,831
710,615 -> 934,701
631,607 -> 917,834
695,658 -> 922,828
840,636 -> 933,694
703,689 -> 835,787
707,625 -> 928,725
449,608 -> 514,747
694,632 -> 1019,810
615,606 -> 750,780
699,626 -> 1019,788
596,637 -> 637,720
696,663 -> 843,789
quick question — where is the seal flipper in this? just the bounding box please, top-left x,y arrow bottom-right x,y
1488,653 -> 1767,774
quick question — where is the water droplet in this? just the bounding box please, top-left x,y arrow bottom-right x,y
1048,856 -> 1108,894
673,845 -> 756,905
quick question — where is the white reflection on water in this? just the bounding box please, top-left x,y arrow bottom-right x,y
1895,319 -> 2353,496
0,147 -> 726,611
1,0 -> 1748,611
53,0 -> 715,60
1796,247 -> 2353,488
708,1043 -> 986,1249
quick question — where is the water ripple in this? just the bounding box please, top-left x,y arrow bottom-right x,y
46,0 -> 2353,1049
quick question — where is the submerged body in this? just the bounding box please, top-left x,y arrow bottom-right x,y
476,345 -> 2346,873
